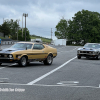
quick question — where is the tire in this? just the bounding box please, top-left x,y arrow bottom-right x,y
0,63 -> 2,65
19,56 -> 27,67
44,55 -> 53,65
96,54 -> 100,60
77,55 -> 81,59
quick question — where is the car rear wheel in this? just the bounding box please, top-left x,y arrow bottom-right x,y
19,56 -> 27,67
44,55 -> 53,65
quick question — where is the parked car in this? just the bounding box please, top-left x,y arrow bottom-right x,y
0,42 -> 57,66
77,43 -> 100,59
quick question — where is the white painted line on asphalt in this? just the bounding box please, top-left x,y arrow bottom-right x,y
57,81 -> 79,86
0,67 -> 5,70
1,83 -> 100,89
57,81 -> 79,84
27,56 -> 77,85
57,83 -> 77,86
60,81 -> 79,84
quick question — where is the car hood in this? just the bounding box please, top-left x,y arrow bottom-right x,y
0,48 -> 25,54
78,47 -> 98,51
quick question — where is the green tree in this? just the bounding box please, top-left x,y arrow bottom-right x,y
4,19 -> 19,38
68,10 -> 100,44
55,18 -> 69,39
18,28 -> 30,41
0,22 -> 10,37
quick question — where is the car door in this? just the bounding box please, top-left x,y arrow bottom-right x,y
32,44 -> 46,59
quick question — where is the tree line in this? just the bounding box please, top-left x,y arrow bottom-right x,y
0,19 -> 30,41
55,9 -> 100,45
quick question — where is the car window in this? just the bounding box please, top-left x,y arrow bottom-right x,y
11,43 -> 33,49
33,44 -> 44,50
26,44 -> 33,49
84,44 -> 100,49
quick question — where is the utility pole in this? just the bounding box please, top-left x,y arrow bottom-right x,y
16,19 -> 20,41
51,28 -> 53,40
22,14 -> 23,37
23,13 -> 28,41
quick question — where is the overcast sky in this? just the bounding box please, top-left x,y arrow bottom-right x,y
0,0 -> 100,40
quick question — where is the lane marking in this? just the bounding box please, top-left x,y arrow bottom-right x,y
59,81 -> 79,84
0,83 -> 100,89
57,83 -> 77,86
57,81 -> 79,84
27,56 -> 77,85
57,81 -> 79,86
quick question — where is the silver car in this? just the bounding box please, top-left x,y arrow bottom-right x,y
77,43 -> 100,59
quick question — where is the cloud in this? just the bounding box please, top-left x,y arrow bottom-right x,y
0,0 -> 100,40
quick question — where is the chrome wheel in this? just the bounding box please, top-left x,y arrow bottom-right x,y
44,55 -> 53,65
47,56 -> 53,64
21,57 -> 27,66
19,56 -> 27,67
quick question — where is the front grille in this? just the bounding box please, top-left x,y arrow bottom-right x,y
0,54 -> 5,57
0,54 -> 10,59
80,51 -> 90,53
80,51 -> 94,54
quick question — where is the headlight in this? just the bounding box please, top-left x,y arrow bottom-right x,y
92,51 -> 99,54
95,51 -> 99,54
9,54 -> 13,58
93,51 -> 95,54
77,50 -> 80,53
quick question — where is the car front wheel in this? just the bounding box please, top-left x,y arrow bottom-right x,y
44,55 -> 53,65
77,55 -> 81,59
19,56 -> 27,67
96,54 -> 100,60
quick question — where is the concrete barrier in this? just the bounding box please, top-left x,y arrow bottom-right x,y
2,41 -> 17,45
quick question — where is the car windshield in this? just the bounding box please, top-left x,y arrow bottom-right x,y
84,43 -> 100,49
11,43 -> 33,49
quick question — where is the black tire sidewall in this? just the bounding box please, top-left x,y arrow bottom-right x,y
77,55 -> 81,59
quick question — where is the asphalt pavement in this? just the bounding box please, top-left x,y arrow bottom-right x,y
0,44 -> 100,100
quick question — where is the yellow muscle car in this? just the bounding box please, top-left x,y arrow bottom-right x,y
0,42 -> 57,66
